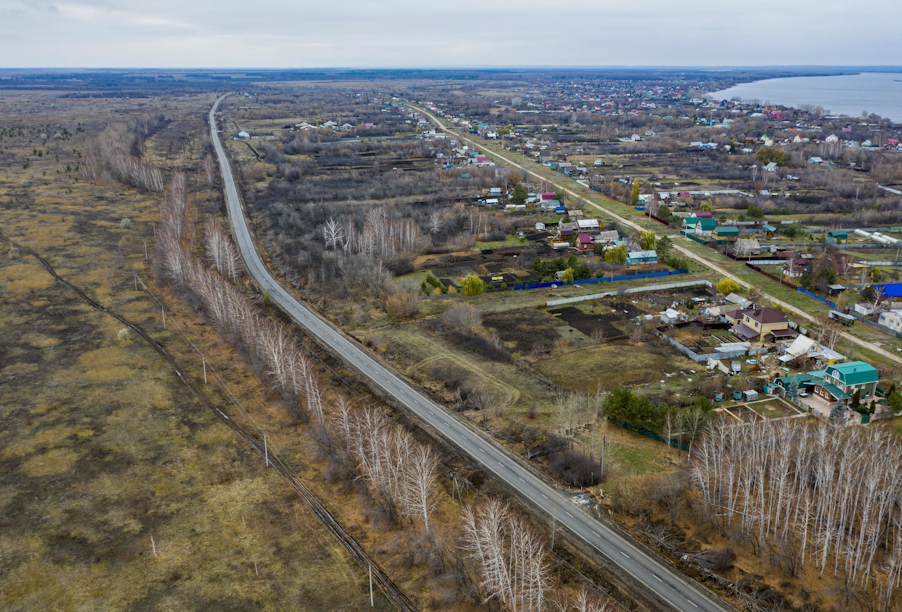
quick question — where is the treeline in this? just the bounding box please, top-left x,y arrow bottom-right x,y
81,111 -> 166,190
155,172 -> 325,423
694,418 -> 902,610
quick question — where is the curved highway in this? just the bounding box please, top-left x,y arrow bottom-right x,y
209,94 -> 731,612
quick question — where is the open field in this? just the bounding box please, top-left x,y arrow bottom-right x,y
0,92 -> 381,612
535,340 -> 699,393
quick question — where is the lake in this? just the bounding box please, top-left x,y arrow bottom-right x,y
709,72 -> 902,123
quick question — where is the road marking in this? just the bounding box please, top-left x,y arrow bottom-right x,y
687,600 -> 698,608
591,530 -> 599,537
566,512 -> 573,518
654,575 -> 662,582
518,477 -> 525,483
541,494 -> 548,499
621,552 -> 630,559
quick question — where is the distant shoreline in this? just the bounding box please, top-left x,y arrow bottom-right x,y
708,72 -> 902,123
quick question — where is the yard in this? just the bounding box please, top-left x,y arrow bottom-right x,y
534,339 -> 699,393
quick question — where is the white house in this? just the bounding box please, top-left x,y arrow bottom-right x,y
577,218 -> 600,230
764,162 -> 778,172
879,310 -> 902,331
237,131 -> 250,139
535,221 -> 546,231
825,134 -> 840,143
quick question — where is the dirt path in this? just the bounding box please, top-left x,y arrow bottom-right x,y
409,353 -> 521,409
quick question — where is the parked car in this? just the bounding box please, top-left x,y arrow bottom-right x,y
799,391 -> 808,398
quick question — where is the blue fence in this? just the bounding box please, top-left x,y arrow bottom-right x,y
796,287 -> 836,308
513,269 -> 688,291
589,186 -> 602,194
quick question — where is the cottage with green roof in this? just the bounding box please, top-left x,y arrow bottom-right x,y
714,225 -> 739,242
826,230 -> 848,243
682,217 -> 717,236
821,361 -> 878,401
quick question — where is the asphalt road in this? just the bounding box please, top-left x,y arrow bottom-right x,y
209,95 -> 730,612
409,104 -> 902,368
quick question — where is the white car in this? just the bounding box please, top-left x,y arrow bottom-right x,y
799,391 -> 808,398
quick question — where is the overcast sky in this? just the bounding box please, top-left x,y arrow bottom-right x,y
2,0 -> 900,68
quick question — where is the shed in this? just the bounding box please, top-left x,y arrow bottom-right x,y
826,230 -> 847,242
743,390 -> 759,401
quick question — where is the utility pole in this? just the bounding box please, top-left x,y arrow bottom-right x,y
369,564 -> 374,607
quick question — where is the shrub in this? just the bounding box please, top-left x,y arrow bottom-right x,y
716,278 -> 741,295
442,303 -> 482,333
120,217 -> 133,229
548,449 -> 601,487
385,292 -> 419,320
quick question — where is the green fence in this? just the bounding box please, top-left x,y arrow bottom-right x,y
613,420 -> 690,452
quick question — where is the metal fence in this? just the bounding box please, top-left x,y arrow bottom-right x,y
514,269 -> 688,291
546,280 -> 712,307
797,287 -> 837,308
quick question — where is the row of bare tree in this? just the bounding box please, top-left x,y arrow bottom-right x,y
324,207 -> 424,258
155,173 -> 324,423
693,418 -> 902,610
81,111 -> 166,191
334,403 -> 439,534
462,498 -> 553,612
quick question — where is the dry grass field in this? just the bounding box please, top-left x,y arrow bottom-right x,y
0,92 -> 377,612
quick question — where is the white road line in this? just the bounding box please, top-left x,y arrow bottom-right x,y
687,600 -> 699,608
655,575 -> 663,582
566,512 -> 574,518
541,494 -> 549,499
592,530 -> 599,536
621,552 -> 630,559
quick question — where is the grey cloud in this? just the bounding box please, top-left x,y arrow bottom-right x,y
0,0 -> 899,67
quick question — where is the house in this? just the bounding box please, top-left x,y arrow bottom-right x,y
734,238 -> 761,256
535,221 -> 546,231
594,230 -> 620,244
683,217 -> 717,236
820,361 -> 879,402
826,230 -> 847,243
724,292 -> 751,308
808,156 -> 824,165
577,218 -> 599,231
725,308 -> 790,342
576,234 -> 593,251
236,131 -> 250,139
764,162 -> 779,172
558,222 -> 579,239
714,225 -> 739,242
825,134 -> 840,143
762,223 -> 777,237
878,310 -> 902,331
540,192 -> 557,201
693,211 -> 713,219
626,250 -> 657,265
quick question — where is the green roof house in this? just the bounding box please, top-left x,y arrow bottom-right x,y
826,230 -> 847,243
714,225 -> 739,242
823,361 -> 878,400
682,217 -> 717,235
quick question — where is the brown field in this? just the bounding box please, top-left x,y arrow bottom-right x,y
0,92 -> 377,611
534,340 -> 698,392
